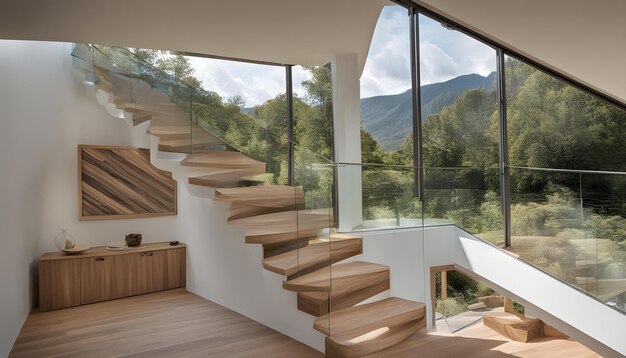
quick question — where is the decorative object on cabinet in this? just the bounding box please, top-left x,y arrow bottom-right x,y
125,233 -> 143,247
39,242 -> 186,311
78,145 -> 177,221
54,229 -> 90,255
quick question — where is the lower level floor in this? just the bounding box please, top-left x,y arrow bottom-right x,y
10,289 -> 600,357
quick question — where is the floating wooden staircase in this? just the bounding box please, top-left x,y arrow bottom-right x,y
83,58 -> 427,358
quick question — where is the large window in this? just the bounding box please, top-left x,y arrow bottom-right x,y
418,14 -> 502,245
356,5 -> 421,229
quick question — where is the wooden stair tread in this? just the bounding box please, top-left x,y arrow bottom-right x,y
262,234 -> 362,276
227,201 -> 305,222
230,209 -> 331,227
313,297 -> 426,336
181,151 -> 266,171
283,261 -> 389,293
157,136 -> 224,148
240,209 -> 332,245
188,168 -> 266,188
215,185 -> 304,206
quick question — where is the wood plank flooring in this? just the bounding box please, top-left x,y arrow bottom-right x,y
10,289 -> 322,358
10,290 -> 601,358
371,316 -> 600,358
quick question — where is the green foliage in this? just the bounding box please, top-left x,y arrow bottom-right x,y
588,215 -> 626,242
296,65 -> 334,160
436,298 -> 468,317
361,129 -> 386,164
362,169 -> 417,225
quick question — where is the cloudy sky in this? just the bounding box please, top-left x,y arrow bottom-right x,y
360,5 -> 496,98
187,5 -> 496,106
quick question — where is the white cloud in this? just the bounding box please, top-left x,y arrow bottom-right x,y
188,57 -> 292,107
360,6 -> 497,97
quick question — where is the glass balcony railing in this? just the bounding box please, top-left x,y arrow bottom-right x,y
509,166 -> 626,313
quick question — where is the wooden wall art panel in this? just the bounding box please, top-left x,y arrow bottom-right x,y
78,145 -> 177,220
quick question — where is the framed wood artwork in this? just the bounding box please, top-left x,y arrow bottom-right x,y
78,145 -> 177,220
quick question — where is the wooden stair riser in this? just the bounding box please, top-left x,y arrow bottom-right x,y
262,240 -> 311,259
181,152 -> 266,172
325,318 -> 426,358
188,176 -> 263,189
228,202 -> 305,222
245,229 -> 324,246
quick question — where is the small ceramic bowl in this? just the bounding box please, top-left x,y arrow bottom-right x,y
125,234 -> 142,247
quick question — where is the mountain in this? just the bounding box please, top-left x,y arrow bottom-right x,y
361,72 -> 496,151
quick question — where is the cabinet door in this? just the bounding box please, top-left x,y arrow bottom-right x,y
130,251 -> 167,295
39,259 -> 82,311
106,254 -> 132,300
81,257 -> 107,304
166,248 -> 186,289
82,255 -> 131,302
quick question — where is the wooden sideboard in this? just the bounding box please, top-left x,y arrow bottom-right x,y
39,242 -> 186,311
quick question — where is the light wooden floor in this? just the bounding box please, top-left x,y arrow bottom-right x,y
11,289 -> 601,358
10,289 -> 322,358
370,317 -> 601,358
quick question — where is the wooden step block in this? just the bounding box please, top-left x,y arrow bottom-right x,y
296,278 -> 390,316
188,167 -> 266,189
227,201 -> 304,222
235,210 -> 332,246
288,261 -> 390,316
215,185 -> 306,221
283,261 -> 388,293
313,297 -> 426,336
483,315 -> 544,342
158,138 -> 225,153
262,234 -> 362,277
215,185 -> 304,205
181,151 -> 266,172
326,320 -> 425,358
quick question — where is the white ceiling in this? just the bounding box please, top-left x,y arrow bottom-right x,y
417,0 -> 626,105
0,0 -> 386,70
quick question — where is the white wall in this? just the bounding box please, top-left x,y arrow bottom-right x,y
0,40 -> 177,357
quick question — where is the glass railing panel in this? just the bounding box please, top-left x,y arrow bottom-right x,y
292,144 -> 335,335
581,172 -> 626,313
335,163 -> 422,231
423,166 -> 504,246
509,167 -> 584,287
